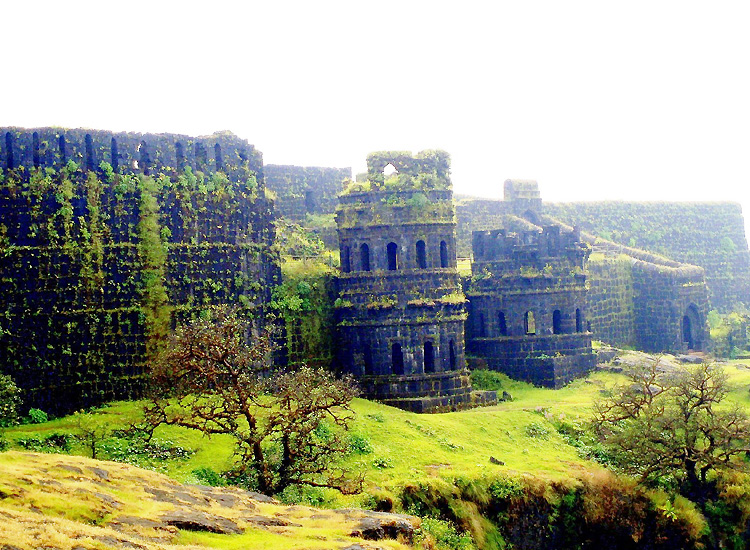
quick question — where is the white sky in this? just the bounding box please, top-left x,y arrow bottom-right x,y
3,1 -> 750,236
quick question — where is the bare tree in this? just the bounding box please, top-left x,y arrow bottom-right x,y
144,307 -> 362,495
593,359 -> 750,500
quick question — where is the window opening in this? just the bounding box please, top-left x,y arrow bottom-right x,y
341,246 -> 351,273
387,242 -> 399,270
440,240 -> 449,268
553,310 -> 562,334
392,343 -> 404,375
85,134 -> 95,171
498,311 -> 507,336
416,240 -> 427,269
525,311 -> 536,335
360,243 -> 370,271
424,342 -> 435,373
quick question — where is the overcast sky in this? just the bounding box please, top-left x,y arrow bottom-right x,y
3,1 -> 750,234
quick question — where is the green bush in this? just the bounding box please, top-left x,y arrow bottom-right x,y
414,517 -> 477,550
17,433 -> 72,453
191,466 -> 226,487
372,456 -> 394,469
278,484 -> 330,506
0,374 -> 21,427
347,433 -> 374,454
469,369 -> 505,391
27,408 -> 48,424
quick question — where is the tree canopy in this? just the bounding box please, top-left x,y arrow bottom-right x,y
144,307 -> 361,495
593,359 -> 750,500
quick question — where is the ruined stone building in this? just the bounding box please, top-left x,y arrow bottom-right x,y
457,183 -> 712,362
464,181 -> 595,387
333,151 -> 486,411
0,126 -> 737,413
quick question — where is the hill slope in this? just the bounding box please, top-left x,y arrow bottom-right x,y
0,451 -> 417,550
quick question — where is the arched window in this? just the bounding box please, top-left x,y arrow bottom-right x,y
4,132 -> 14,169
363,343 -> 374,375
387,242 -> 399,270
553,310 -> 562,334
341,246 -> 351,273
524,311 -> 536,335
214,143 -> 223,170
175,141 -> 185,169
449,340 -> 456,370
110,137 -> 119,170
392,343 -> 404,375
138,141 -> 150,175
85,134 -> 95,171
32,132 -> 40,168
440,240 -> 449,268
416,240 -> 427,269
360,243 -> 370,271
424,342 -> 435,373
383,163 -> 398,177
478,312 -> 487,337
498,311 -> 508,336
575,309 -> 583,333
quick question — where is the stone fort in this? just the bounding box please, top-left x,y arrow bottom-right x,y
2,127 -> 748,413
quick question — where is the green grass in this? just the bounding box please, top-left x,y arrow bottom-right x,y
3,370 -> 618,502
7,359 -> 750,510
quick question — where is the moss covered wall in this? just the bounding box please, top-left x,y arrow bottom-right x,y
545,202 -> 750,311
585,254 -> 637,347
0,127 -> 279,415
264,165 -> 351,222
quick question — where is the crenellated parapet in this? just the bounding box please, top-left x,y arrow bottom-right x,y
0,127 -> 278,415
1,127 -> 264,186
466,211 -> 595,388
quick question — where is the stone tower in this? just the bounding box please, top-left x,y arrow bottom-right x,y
334,151 -> 482,412
465,180 -> 596,388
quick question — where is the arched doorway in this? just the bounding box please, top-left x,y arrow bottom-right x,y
682,304 -> 703,351
682,315 -> 694,349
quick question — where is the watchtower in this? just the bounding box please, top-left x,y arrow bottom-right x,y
334,151 -> 485,412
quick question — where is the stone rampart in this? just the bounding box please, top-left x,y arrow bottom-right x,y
0,127 -> 278,414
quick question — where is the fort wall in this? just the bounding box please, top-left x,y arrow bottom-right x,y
0,128 -> 279,414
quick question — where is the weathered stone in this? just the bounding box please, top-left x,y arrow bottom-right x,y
56,464 -> 83,475
89,467 -> 110,481
0,127 -> 278,416
243,514 -> 302,527
160,510 -> 244,534
93,535 -> 147,549
349,515 -> 416,541
109,515 -> 163,529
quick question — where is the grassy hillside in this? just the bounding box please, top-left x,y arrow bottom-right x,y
0,451 -> 415,550
5,356 -> 750,549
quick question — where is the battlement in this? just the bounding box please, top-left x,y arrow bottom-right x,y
0,126 -> 278,415
364,150 -> 451,189
1,127 -> 263,186
472,223 -> 587,272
